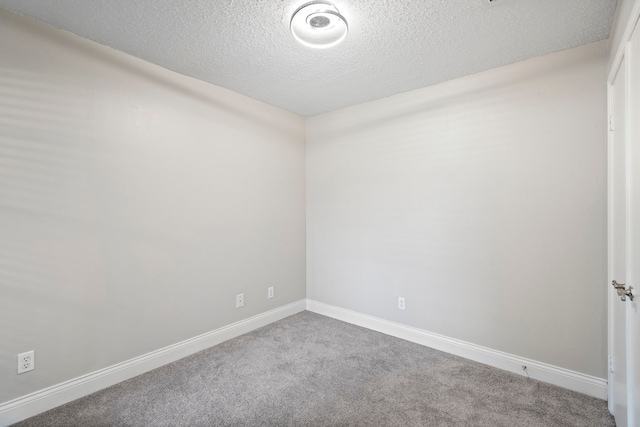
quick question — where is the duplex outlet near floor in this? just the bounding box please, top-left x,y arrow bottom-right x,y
17,351 -> 35,374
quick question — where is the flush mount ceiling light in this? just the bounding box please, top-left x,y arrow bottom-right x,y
290,1 -> 348,49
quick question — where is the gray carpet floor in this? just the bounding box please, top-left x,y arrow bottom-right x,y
15,311 -> 615,426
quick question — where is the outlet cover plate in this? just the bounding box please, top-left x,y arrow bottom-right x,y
17,350 -> 35,374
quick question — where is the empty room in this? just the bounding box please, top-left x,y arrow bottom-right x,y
1,0 -> 639,426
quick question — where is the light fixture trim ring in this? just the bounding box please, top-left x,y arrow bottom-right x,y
290,1 -> 349,49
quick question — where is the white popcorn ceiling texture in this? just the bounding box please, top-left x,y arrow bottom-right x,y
0,0 -> 617,116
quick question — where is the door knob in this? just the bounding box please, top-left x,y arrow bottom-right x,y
612,281 -> 634,301
619,286 -> 634,302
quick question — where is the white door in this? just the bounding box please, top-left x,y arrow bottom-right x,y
609,17 -> 640,427
627,21 -> 640,425
609,52 -> 629,427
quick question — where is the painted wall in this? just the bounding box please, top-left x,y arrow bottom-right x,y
609,0 -> 639,66
0,9 -> 306,403
307,41 -> 608,378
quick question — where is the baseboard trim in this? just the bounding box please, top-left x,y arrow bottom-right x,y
306,299 -> 607,400
0,299 -> 306,427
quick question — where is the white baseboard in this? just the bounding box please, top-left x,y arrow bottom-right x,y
306,299 -> 608,400
0,300 -> 306,427
1,298 -> 607,426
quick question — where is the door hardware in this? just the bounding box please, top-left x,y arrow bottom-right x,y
618,286 -> 634,302
612,281 -> 634,301
612,280 -> 626,290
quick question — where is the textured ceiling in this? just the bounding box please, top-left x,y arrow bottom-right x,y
0,0 -> 617,116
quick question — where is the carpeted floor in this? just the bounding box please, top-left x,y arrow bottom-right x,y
15,311 -> 615,426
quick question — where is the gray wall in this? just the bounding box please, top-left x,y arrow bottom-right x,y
1,4 -> 612,406
0,9 -> 306,403
307,41 -> 608,378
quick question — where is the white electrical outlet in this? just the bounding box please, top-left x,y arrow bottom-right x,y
236,293 -> 244,308
267,287 -> 274,299
398,297 -> 406,310
17,351 -> 35,374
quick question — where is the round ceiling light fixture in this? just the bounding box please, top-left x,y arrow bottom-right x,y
290,1 -> 348,49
